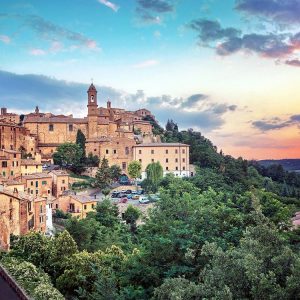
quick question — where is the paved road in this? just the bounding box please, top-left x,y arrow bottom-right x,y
0,274 -> 21,300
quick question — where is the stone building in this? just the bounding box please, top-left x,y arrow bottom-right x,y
23,84 -> 153,171
133,143 -> 190,179
0,186 -> 47,250
48,170 -> 69,198
53,194 -> 97,219
21,158 -> 43,175
0,149 -> 21,179
18,173 -> 53,198
0,108 -> 20,124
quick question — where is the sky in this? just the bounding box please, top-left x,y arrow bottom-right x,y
0,0 -> 300,160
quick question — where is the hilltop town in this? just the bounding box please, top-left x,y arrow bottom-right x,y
0,84 -> 191,250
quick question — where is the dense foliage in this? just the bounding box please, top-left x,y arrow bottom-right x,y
3,125 -> 300,299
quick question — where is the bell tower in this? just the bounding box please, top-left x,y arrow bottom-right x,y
87,83 -> 98,116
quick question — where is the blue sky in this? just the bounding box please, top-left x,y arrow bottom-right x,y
1,0 -> 300,159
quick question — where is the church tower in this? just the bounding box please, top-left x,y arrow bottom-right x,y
87,83 -> 98,139
87,83 -> 98,116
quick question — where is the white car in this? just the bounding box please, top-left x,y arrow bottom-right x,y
139,196 -> 150,204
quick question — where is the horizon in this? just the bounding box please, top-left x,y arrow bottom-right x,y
1,0 -> 300,160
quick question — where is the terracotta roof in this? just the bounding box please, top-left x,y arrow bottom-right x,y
133,143 -> 189,147
0,185 -> 45,202
21,159 -> 43,166
72,194 -> 97,204
25,116 -> 87,124
20,173 -> 52,180
49,170 -> 69,176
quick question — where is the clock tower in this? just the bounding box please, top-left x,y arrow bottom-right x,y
87,83 -> 98,116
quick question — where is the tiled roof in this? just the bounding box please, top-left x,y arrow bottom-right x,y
25,116 -> 87,124
72,194 -> 97,204
20,173 -> 52,180
49,170 -> 69,176
133,143 -> 189,147
21,159 -> 43,166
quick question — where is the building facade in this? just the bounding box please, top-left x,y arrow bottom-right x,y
133,143 -> 190,179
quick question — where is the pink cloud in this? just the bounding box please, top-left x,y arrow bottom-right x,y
29,48 -> 46,56
98,0 -> 119,12
0,35 -> 11,44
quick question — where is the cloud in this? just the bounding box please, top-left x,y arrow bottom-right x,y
98,0 -> 119,12
285,59 -> 300,67
236,0 -> 300,25
29,48 -> 46,56
137,0 -> 174,13
190,19 -> 241,43
135,0 -> 174,24
133,59 -> 159,68
0,34 -> 11,44
24,15 -> 99,50
252,114 -> 300,131
0,69 -> 237,132
190,18 -> 300,64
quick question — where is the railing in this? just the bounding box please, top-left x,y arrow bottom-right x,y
0,264 -> 30,300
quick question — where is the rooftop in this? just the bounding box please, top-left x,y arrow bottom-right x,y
72,194 -> 97,204
134,143 -> 189,147
20,173 -> 52,180
21,159 -> 43,166
49,170 -> 69,176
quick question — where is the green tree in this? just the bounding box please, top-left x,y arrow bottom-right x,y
85,152 -> 100,167
110,164 -> 122,182
123,205 -> 141,233
128,160 -> 142,189
95,198 -> 120,228
53,142 -> 84,173
76,129 -> 86,160
95,157 -> 111,189
144,161 -> 163,193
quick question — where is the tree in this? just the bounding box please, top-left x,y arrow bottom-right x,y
95,198 -> 120,228
76,129 -> 86,160
85,152 -> 100,167
110,164 -> 122,182
123,205 -> 141,233
144,161 -> 163,193
95,158 -> 111,189
53,142 -> 83,173
128,160 -> 142,189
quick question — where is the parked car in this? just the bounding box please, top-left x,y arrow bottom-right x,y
132,195 -> 140,200
149,194 -> 160,202
139,196 -> 150,204
111,192 -> 120,198
119,197 -> 128,203
127,194 -> 133,199
125,189 -> 132,194
131,191 -> 138,195
137,189 -> 144,195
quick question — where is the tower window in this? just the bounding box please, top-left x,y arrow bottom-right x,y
106,149 -> 109,154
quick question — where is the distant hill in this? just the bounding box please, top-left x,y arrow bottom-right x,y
259,159 -> 300,172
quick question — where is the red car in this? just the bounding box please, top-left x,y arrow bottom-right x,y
119,197 -> 128,203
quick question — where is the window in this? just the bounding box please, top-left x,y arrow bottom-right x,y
36,190 -> 38,194
36,181 -> 38,187
42,180 -> 47,185
125,147 -> 129,155
36,165 -> 38,169
94,148 -> 97,151
182,149 -> 185,154
69,124 -> 73,131
12,161 -> 14,167
28,202 -> 32,212
139,159 -> 142,163
25,165 -> 27,169
175,158 -> 178,163
40,205 -> 43,213
176,166 -> 178,171
139,150 -> 142,154
113,149 -> 117,154
166,167 -> 169,171
151,159 -> 154,162
62,180 -> 65,184
49,124 -> 54,131
166,158 -> 169,163
183,158 -> 185,163
48,190 -> 51,194
31,181 -> 33,186
39,216 -> 43,223
2,161 -> 7,168
2,171 -> 5,177
31,190 -> 33,194
92,204 -> 95,209
106,149 -> 109,154
165,149 -> 168,154
84,205 -> 87,210
14,154 -> 16,158
10,171 -> 13,176
151,149 -> 154,154
56,204 -> 58,209
183,166 -> 186,170
175,149 -> 178,154
122,162 -> 126,170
